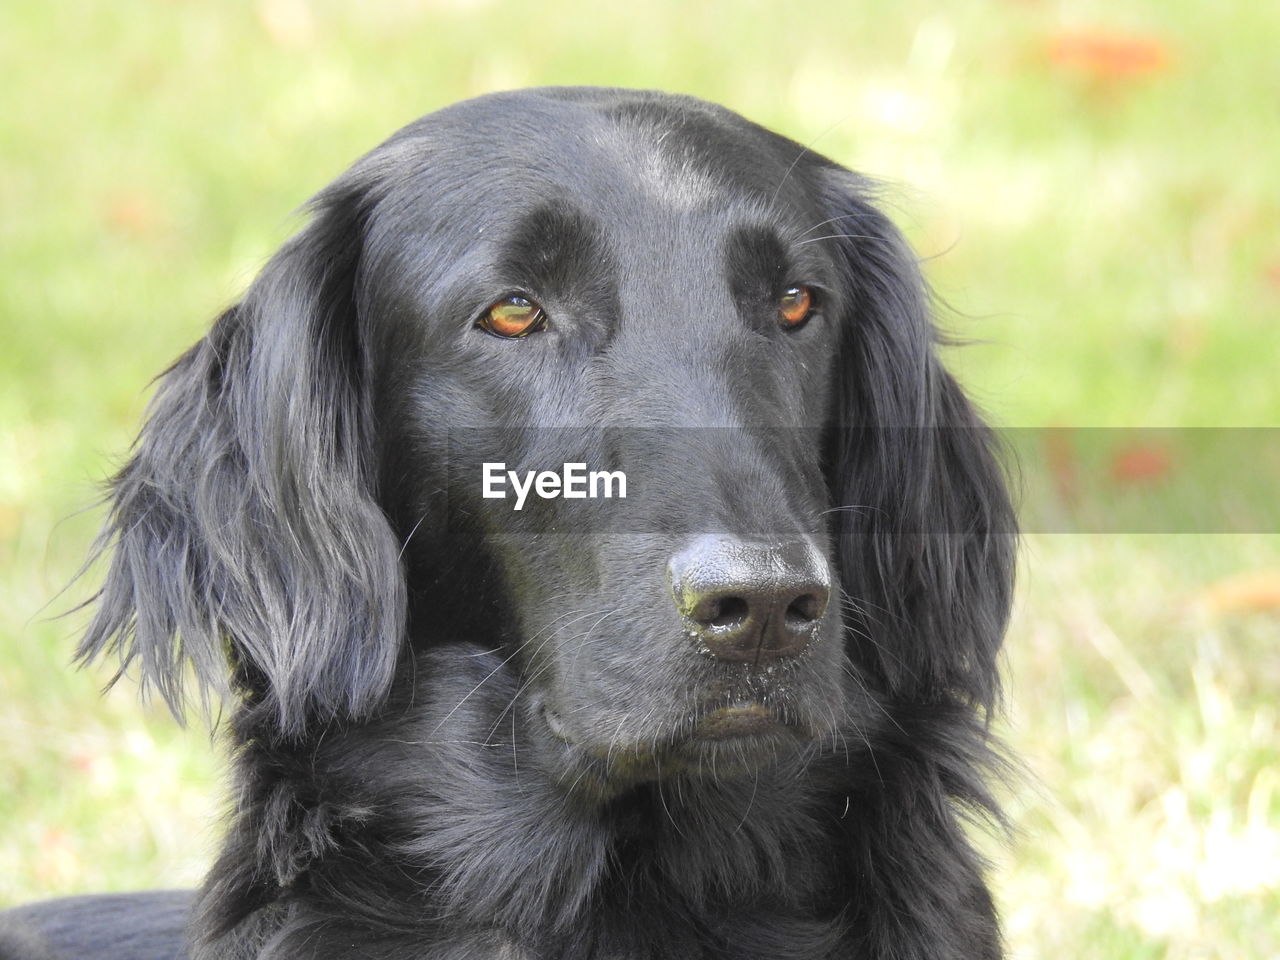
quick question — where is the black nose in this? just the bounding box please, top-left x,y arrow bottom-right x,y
669,536 -> 831,663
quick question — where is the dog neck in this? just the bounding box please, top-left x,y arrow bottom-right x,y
197,644 -> 849,955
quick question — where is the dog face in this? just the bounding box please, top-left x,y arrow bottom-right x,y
80,88 -> 1014,793
360,93 -> 856,781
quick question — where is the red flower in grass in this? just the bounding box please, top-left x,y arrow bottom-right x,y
1109,443 -> 1174,484
1045,29 -> 1173,82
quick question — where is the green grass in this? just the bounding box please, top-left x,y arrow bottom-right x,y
2,1 -> 1278,956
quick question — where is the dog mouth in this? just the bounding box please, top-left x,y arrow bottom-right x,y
537,694 -> 824,792
541,698 -> 803,752
691,703 -> 786,740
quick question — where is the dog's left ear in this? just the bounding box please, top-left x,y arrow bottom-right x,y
77,176 -> 407,737
820,170 -> 1016,713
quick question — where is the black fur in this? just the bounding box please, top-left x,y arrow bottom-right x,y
4,88 -> 1016,959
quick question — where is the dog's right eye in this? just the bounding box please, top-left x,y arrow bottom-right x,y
478,296 -> 548,338
778,285 -> 816,329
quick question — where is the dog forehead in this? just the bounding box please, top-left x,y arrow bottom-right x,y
349,90 -> 837,314
591,127 -> 722,213
375,88 -> 813,221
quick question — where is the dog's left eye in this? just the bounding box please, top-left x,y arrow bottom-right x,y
778,286 -> 816,329
478,296 -> 548,338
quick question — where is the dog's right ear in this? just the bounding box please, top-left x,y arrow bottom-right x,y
77,180 -> 406,738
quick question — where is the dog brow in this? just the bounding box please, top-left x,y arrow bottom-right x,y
498,199 -> 613,298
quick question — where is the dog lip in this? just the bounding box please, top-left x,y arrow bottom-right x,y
694,703 -> 784,740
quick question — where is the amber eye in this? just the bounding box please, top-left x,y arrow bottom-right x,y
778,285 -> 815,328
478,296 -> 547,338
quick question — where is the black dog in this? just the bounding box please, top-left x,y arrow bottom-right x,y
0,87 -> 1016,959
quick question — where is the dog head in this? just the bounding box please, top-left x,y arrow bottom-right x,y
80,88 -> 1014,788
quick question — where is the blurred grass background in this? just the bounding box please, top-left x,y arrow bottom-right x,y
1,1 -> 1278,956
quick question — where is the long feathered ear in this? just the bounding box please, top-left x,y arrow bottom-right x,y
822,171 -> 1016,713
77,182 -> 406,737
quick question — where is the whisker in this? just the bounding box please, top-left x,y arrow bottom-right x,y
796,233 -> 882,246
731,768 -> 760,836
396,513 -> 430,561
768,113 -> 853,208
429,607 -> 600,737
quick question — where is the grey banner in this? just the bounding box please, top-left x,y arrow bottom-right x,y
434,428 -> 1280,534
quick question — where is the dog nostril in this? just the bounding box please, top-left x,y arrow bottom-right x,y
785,590 -> 827,627
705,596 -> 749,629
670,536 -> 831,663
